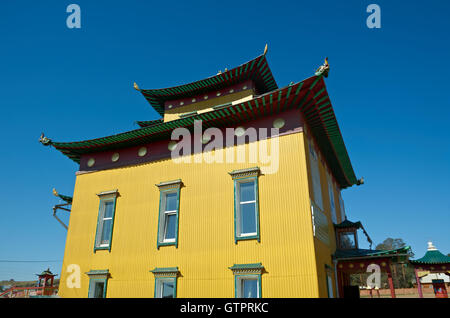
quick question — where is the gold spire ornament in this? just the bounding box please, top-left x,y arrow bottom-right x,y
133,82 -> 140,91
315,57 -> 330,77
53,188 -> 59,197
263,44 -> 268,55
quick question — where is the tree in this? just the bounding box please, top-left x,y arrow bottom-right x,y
375,237 -> 415,288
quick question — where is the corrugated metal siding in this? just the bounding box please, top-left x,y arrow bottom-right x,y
59,131 -> 320,298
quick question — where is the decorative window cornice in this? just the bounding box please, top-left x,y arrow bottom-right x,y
96,189 -> 119,197
229,263 -> 264,275
150,267 -> 180,278
85,269 -> 110,279
228,167 -> 260,180
155,179 -> 183,191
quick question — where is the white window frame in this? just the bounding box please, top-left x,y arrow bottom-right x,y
159,190 -> 178,243
94,191 -> 118,252
309,142 -> 323,211
236,179 -> 258,238
327,173 -> 337,224
327,273 -> 334,298
155,278 -> 176,298
236,275 -> 260,298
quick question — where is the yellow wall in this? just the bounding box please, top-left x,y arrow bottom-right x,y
302,129 -> 342,298
164,89 -> 254,122
58,131 -> 322,298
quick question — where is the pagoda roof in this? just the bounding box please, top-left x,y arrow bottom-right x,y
137,54 -> 278,116
334,219 -> 363,229
410,249 -> 450,265
43,66 -> 359,188
334,246 -> 411,260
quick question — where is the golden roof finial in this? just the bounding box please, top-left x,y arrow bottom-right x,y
217,70 -> 222,75
52,188 -> 59,197
133,82 -> 140,91
263,43 -> 268,55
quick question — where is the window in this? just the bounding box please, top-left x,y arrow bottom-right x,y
237,180 -> 257,236
309,142 -> 323,210
94,190 -> 118,252
229,263 -> 264,298
236,276 -> 260,298
86,270 -> 109,298
150,267 -> 179,298
339,231 -> 356,249
311,201 -> 329,245
156,180 -> 182,249
339,192 -> 345,221
229,167 -> 260,243
327,173 -> 337,224
155,278 -> 176,298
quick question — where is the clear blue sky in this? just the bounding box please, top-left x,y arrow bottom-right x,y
0,0 -> 449,281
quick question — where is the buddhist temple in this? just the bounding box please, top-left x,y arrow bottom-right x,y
41,47 -> 408,298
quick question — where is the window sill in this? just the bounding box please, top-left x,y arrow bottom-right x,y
235,235 -> 260,243
157,241 -> 177,249
94,245 -> 111,253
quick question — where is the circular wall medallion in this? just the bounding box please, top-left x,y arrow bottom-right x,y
360,263 -> 365,268
235,126 -> 246,137
242,85 -> 248,90
204,95 -> 208,100
229,89 -> 234,93
168,105 -> 173,109
273,118 -> 285,129
111,153 -> 120,162
349,263 -> 354,268
216,92 -> 221,96
192,98 -> 196,103
168,141 -> 177,151
138,147 -> 147,157
381,262 -> 386,267
87,158 -> 95,167
180,102 -> 184,106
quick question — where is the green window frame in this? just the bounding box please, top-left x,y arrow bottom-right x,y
150,267 -> 179,298
229,167 -> 261,244
229,263 -> 264,298
156,180 -> 182,249
93,190 -> 118,253
86,270 -> 109,298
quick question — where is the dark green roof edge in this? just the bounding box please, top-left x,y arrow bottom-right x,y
150,267 -> 179,273
229,263 -> 264,270
334,246 -> 411,260
334,219 -> 362,229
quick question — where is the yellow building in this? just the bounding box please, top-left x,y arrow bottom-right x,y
42,49 -> 370,298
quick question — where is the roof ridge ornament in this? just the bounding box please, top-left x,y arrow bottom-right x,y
263,43 -> 268,55
315,57 -> 330,78
39,133 -> 52,146
133,82 -> 141,91
427,241 -> 437,251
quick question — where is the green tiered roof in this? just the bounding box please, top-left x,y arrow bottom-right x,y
410,249 -> 450,265
138,54 -> 277,116
43,54 -> 359,188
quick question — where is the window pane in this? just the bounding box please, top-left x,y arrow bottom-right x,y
240,202 -> 256,234
165,192 -> 178,211
100,219 -> 112,244
94,282 -> 104,298
162,282 -> 174,298
103,201 -> 114,218
340,232 -> 356,249
239,181 -> 255,202
164,214 -> 177,240
242,279 -> 258,298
